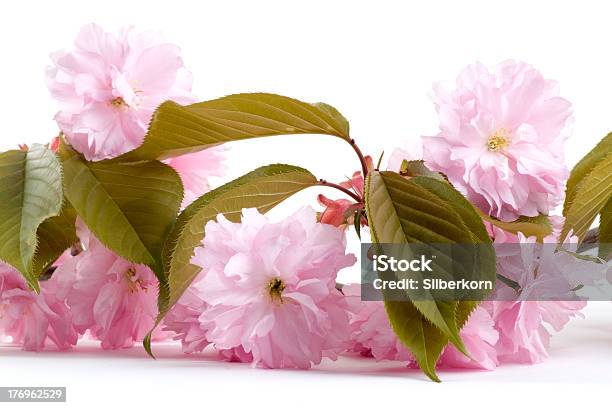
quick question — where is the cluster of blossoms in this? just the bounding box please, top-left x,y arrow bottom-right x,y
420,61 -> 591,365
340,231 -> 601,369
0,24 -> 605,376
376,60 -> 589,367
1,24 -> 224,350
313,60 -> 597,369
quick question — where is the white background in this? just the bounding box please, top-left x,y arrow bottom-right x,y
1,0 -> 612,406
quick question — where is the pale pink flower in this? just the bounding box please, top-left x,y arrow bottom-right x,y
487,224 -> 521,244
487,226 -> 603,364
162,283 -> 210,354
218,346 -> 254,362
0,263 -> 77,351
496,236 -> 598,301
344,285 -> 412,362
165,147 -> 226,207
386,139 -> 424,172
191,207 -> 356,369
423,60 -> 572,221
344,284 -> 498,370
438,306 -> 499,370
51,225 -> 162,349
162,286 -> 257,360
484,298 -> 587,364
483,301 -> 550,363
162,277 -> 259,359
46,23 -> 194,160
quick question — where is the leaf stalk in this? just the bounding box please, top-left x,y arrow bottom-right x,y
350,138 -> 369,179
318,179 -> 362,202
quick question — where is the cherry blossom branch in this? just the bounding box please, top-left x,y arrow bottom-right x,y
349,138 -> 369,179
317,179 -> 362,202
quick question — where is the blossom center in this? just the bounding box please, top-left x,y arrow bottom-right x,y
267,277 -> 286,303
125,267 -> 148,293
110,97 -> 127,108
487,129 -> 511,152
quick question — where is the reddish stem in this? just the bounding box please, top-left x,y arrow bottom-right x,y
350,138 -> 369,179
318,179 -> 362,202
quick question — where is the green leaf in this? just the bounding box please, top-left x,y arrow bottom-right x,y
408,176 -> 498,297
365,171 -> 494,380
144,164 -> 317,355
599,199 -> 611,260
32,203 -> 78,278
479,212 -> 552,242
311,102 -> 350,136
404,170 -> 549,242
562,133 -> 612,243
119,93 -> 351,161
564,133 -> 612,215
0,144 -> 63,290
384,301 -> 447,382
409,176 -> 496,338
387,298 -> 483,383
58,142 -> 183,279
409,176 -> 491,244
561,152 -> 612,242
365,171 -> 495,381
558,247 -> 607,264
385,299 -> 482,383
399,160 -> 446,181
365,171 -> 490,245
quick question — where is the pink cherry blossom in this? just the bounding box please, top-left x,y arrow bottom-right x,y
317,195 -> 357,228
162,283 -> 210,354
318,156 -> 372,227
387,138 -> 424,172
217,346 -> 254,362
162,284 -> 258,361
339,155 -> 373,198
483,301 -> 549,363
344,284 -> 499,370
485,300 -> 586,365
51,224 -> 162,349
343,285 -> 412,362
438,306 -> 499,370
162,274 -> 263,360
46,23 -> 194,161
422,60 -> 572,221
495,235 -> 598,302
165,146 -> 226,207
487,226 -> 603,364
0,263 -> 77,351
191,207 -> 356,369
